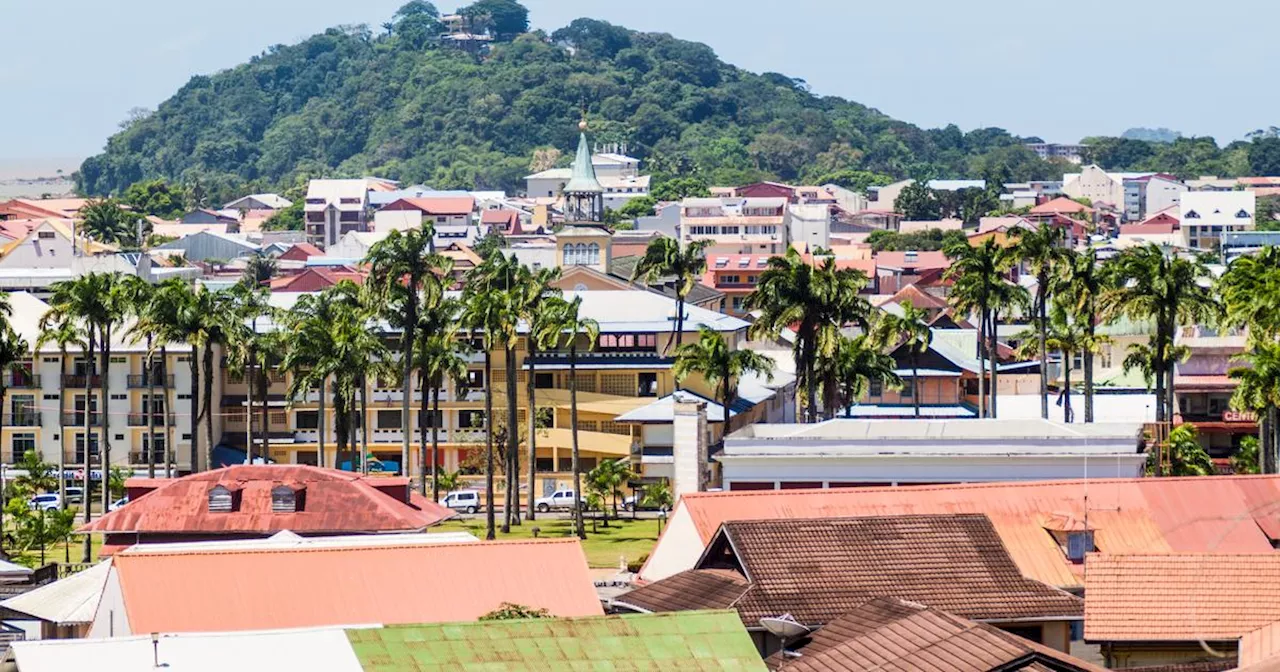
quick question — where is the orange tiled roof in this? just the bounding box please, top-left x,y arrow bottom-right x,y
873,250 -> 950,270
662,476 -> 1280,592
79,465 -> 452,546
384,196 -> 475,216
112,538 -> 602,633
1085,553 -> 1280,643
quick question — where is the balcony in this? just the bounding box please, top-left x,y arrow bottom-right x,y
525,351 -> 674,369
61,413 -> 102,426
2,413 -> 40,427
127,413 -> 175,427
3,374 -> 40,389
127,374 -> 175,389
61,374 -> 102,388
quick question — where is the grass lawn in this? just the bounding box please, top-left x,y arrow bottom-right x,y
9,534 -> 103,569
435,516 -> 661,569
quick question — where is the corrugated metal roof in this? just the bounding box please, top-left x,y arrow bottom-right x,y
114,539 -> 602,634
0,560 -> 110,624
662,476 -> 1280,591
1085,554 -> 1280,642
346,610 -> 764,671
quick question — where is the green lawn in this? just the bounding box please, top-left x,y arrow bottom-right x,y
9,534 -> 103,569
435,516 -> 661,569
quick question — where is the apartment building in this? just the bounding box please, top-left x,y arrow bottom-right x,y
218,289 -> 779,499
701,254 -> 770,315
1025,142 -> 1085,163
1123,174 -> 1186,222
4,292 -> 198,472
679,197 -> 789,254
304,179 -> 371,249
1180,190 -> 1256,251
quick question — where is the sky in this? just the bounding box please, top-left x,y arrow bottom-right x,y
1,0 -> 1275,163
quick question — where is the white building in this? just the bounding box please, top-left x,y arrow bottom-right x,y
787,203 -> 832,250
1026,142 -> 1086,163
679,197 -> 789,254
1061,165 -> 1129,210
713,418 -> 1147,490
524,152 -> 650,211
1181,191 -> 1256,251
304,179 -> 370,249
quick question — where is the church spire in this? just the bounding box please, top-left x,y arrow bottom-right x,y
563,119 -> 604,224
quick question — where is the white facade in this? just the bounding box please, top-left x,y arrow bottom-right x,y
788,203 -> 831,250
715,418 -> 1147,490
679,197 -> 790,254
1181,191 -> 1256,251
1144,176 -> 1187,220
304,179 -> 369,249
1062,165 -> 1125,208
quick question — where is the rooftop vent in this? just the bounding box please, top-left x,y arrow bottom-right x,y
208,485 -> 234,513
1066,530 -> 1095,562
271,485 -> 299,513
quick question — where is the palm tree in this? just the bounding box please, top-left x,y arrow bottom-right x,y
282,291 -> 349,469
1154,425 -> 1215,477
1221,246 -> 1280,472
224,283 -> 272,463
1058,248 -> 1106,422
1230,343 -> 1280,473
828,335 -> 901,417
516,266 -> 563,520
324,282 -> 389,472
1014,303 -> 1094,422
746,248 -> 871,422
413,297 -> 469,500
944,239 -> 1022,418
364,226 -> 444,481
133,279 -> 196,476
672,327 -> 774,426
461,269 -> 516,539
35,317 -> 85,506
1009,224 -> 1067,419
1104,245 -> 1218,426
241,255 -> 277,286
0,326 -> 29,498
876,301 -> 932,417
188,286 -> 238,471
78,199 -> 142,246
537,296 -> 599,540
631,238 -> 711,354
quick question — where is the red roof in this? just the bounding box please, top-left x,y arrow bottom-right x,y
270,267 -> 367,292
646,476 -> 1280,592
381,196 -> 475,216
480,208 -> 521,232
1120,221 -> 1176,235
110,538 -> 602,633
873,250 -> 949,270
278,242 -> 324,262
79,465 -> 453,548
883,283 -> 949,310
1030,197 -> 1092,215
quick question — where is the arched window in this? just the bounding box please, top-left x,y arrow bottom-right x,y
208,485 -> 233,513
1185,210 -> 1200,219
587,243 -> 600,266
1237,209 -> 1251,218
271,485 -> 297,513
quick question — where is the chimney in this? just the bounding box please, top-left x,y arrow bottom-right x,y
672,392 -> 709,497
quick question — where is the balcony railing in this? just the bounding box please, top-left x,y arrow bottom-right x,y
61,413 -> 102,426
3,374 -> 40,389
61,374 -> 102,388
127,413 -> 175,427
2,413 -> 40,427
127,374 -> 175,389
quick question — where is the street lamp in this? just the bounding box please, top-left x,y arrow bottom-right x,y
657,508 -> 667,535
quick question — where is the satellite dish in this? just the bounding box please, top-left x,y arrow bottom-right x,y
759,614 -> 810,640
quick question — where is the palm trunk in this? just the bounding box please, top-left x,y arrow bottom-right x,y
977,308 -> 987,418
484,350 -> 496,540
1084,326 -> 1095,423
526,342 -> 538,520
245,343 -> 255,464
668,294 -> 684,357
1038,289 -> 1048,420
502,346 -> 518,533
202,342 -> 214,472
359,375 -> 369,474
804,333 -> 818,423
161,346 -> 172,478
317,375 -> 327,468
146,335 -> 156,479
99,325 -> 111,518
912,351 -> 921,417
1063,349 -> 1073,423
419,370 -> 429,496
431,384 -> 441,501
989,311 -> 1000,419
570,342 -> 585,540
57,348 -> 67,508
1269,406 -> 1279,474
81,333 -> 95,563
189,345 -> 200,474
1154,317 -> 1168,424
258,364 -> 269,463
401,297 -> 416,483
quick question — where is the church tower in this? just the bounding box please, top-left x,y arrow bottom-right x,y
562,120 -> 604,224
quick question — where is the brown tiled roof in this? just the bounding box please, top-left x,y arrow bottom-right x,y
767,598 -> 1106,672
614,569 -> 750,613
714,514 -> 1082,625
1085,554 -> 1280,643
1121,663 -> 1235,672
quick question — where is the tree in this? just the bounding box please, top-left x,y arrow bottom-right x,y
1233,435 -> 1262,475
538,296 -> 598,539
875,301 -> 931,417
392,1 -> 442,49
672,327 -> 774,424
631,238 -> 710,355
641,480 -> 673,510
1008,224 -> 1067,420
282,290 -> 349,469
262,201 -> 303,231
460,0 -> 528,39
617,196 -> 657,220
122,179 -> 188,219
1230,343 -> 1280,474
78,199 -> 145,247
945,239 -> 1022,418
1150,425 -> 1215,477
1014,303 -> 1090,422
650,177 -> 710,202
588,459 -> 634,520
893,180 -> 941,220
242,255 -> 277,286
516,266 -> 562,520
551,18 -> 633,60
1221,246 -> 1280,472
828,335 -> 901,417
747,248 -> 871,422
224,283 -> 273,463
35,317 -> 86,503
415,297 -> 469,500
365,226 -> 446,483
1058,248 -> 1106,423
479,603 -> 550,620
131,279 -> 197,476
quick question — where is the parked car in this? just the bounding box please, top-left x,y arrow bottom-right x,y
109,496 -> 128,511
534,489 -> 586,513
440,490 -> 481,514
28,494 -> 60,511
65,487 -> 84,504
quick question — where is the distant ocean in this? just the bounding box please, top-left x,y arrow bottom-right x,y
0,157 -> 82,199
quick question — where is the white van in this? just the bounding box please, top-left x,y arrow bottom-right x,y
440,490 -> 481,514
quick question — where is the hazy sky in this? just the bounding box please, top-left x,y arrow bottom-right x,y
1,0 -> 1275,161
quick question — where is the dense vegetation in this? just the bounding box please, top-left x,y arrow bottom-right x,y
77,2 -> 1082,203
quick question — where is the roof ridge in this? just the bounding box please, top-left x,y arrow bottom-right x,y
119,537 -> 580,558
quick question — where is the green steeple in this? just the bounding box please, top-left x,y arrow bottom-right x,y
563,131 -> 603,194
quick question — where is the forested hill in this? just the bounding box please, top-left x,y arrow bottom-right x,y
74,2 -> 1280,202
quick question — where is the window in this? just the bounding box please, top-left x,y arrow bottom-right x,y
459,410 -> 486,429
37,231 -> 55,240
1185,210 -> 1200,219
271,485 -> 298,513
141,433 -> 166,463
377,410 -> 402,429
1237,209 -> 1251,218
721,275 -> 740,284
731,297 -> 744,311
535,372 -> 555,389
638,373 -> 658,397
869,379 -> 883,397
296,411 -> 319,430
418,410 -> 443,428
10,433 -> 34,463
1065,530 -> 1095,562
73,433 -> 99,464
900,378 -> 915,398
208,485 -> 234,512
466,370 -> 485,388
